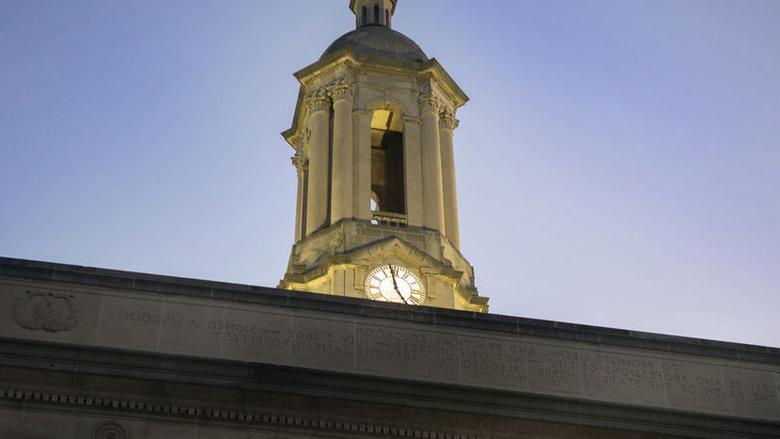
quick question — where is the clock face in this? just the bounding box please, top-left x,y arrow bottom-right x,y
364,264 -> 426,305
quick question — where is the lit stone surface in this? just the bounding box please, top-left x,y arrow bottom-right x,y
278,0 -> 486,313
2,279 -> 778,423
290,311 -> 355,372
3,1 -> 776,437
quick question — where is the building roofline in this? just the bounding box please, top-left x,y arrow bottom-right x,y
1,255 -> 778,364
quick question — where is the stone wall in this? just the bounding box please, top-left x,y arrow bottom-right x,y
0,257 -> 778,438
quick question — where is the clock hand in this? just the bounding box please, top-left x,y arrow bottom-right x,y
388,265 -> 409,305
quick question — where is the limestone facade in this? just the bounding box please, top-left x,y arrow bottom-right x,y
279,1 -> 487,312
1,257 -> 778,438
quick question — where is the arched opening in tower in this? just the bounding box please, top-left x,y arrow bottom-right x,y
370,109 -> 405,216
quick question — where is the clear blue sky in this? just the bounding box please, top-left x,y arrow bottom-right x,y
2,1 -> 778,347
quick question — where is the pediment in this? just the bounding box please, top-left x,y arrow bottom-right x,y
338,236 -> 461,278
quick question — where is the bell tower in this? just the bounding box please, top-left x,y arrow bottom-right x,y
279,1 -> 488,312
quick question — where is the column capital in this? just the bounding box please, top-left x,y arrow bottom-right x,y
418,92 -> 440,114
291,148 -> 308,174
439,111 -> 459,130
328,79 -> 353,102
291,155 -> 308,174
306,89 -> 330,112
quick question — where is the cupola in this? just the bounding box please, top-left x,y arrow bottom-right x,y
279,0 -> 487,312
350,0 -> 397,29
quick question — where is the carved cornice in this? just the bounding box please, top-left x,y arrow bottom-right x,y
283,232 -> 464,285
0,387 -> 482,439
305,89 -> 330,112
419,81 -> 456,114
355,63 -> 417,82
299,60 -> 354,90
287,131 -> 303,149
286,54 -> 469,151
420,59 -> 469,108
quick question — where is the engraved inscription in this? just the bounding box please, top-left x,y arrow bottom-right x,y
218,310 -> 290,364
525,346 -> 581,393
728,378 -> 780,404
578,351 -> 666,406
290,318 -> 355,371
208,319 -> 285,347
124,311 -> 186,327
663,361 -> 723,397
356,326 -> 458,381
13,290 -> 81,332
291,325 -> 352,356
662,361 -> 733,413
460,337 -> 527,386
17,286 -> 771,422
209,320 -> 261,345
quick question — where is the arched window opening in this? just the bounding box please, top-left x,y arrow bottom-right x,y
374,5 -> 380,25
386,10 -> 390,27
370,109 -> 406,223
361,7 -> 367,26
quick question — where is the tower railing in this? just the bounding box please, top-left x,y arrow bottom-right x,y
371,211 -> 408,227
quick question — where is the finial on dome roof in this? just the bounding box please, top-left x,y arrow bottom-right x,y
349,0 -> 398,29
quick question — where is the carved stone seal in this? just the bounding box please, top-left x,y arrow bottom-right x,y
93,422 -> 129,439
12,290 -> 81,332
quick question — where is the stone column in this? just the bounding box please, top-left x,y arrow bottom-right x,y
329,80 -> 354,224
291,136 -> 307,242
403,116 -> 424,227
439,110 -> 460,249
419,93 -> 446,233
305,90 -> 331,236
353,109 -> 373,221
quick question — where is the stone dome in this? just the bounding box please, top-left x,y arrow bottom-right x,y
322,25 -> 428,63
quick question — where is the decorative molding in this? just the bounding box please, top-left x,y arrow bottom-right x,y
419,62 -> 469,108
328,79 -> 352,101
0,387 -> 482,439
287,56 -> 468,152
287,131 -> 303,149
12,290 -> 81,332
93,422 -> 129,439
291,149 -> 308,174
305,89 -> 330,112
300,60 -> 354,89
439,111 -> 458,130
355,63 -> 417,82
420,80 -> 456,113
418,92 -> 439,114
